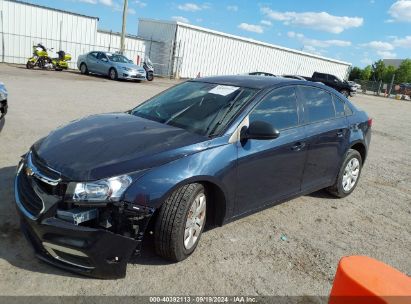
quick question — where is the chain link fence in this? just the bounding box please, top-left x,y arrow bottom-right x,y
354,79 -> 411,100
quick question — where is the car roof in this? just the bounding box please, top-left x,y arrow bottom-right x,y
191,75 -> 300,90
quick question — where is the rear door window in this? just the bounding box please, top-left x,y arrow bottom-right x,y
249,86 -> 299,130
299,86 -> 336,123
333,96 -> 346,117
97,53 -> 107,61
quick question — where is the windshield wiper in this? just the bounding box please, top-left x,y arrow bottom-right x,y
206,91 -> 242,137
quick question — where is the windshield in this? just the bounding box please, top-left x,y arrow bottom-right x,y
107,53 -> 132,63
131,81 -> 257,136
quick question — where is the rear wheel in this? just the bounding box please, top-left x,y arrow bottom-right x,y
109,68 -> 118,80
327,149 -> 362,198
154,183 -> 206,261
146,72 -> 154,81
80,63 -> 88,75
26,61 -> 34,69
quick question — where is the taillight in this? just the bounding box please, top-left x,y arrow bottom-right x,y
367,118 -> 373,127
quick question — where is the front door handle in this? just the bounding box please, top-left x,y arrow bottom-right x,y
291,142 -> 306,151
337,129 -> 344,137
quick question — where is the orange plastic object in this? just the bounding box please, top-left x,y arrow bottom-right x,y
329,256 -> 411,304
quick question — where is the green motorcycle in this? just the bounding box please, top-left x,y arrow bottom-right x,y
26,43 -> 71,71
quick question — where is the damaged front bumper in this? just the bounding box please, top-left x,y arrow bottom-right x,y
15,161 -> 154,279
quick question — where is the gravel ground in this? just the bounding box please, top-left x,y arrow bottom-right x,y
0,64 -> 410,296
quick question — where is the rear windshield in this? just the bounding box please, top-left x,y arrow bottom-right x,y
131,81 -> 257,136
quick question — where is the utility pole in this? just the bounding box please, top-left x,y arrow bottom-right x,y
120,0 -> 128,54
388,74 -> 395,97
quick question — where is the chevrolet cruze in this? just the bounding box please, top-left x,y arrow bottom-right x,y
15,76 -> 371,279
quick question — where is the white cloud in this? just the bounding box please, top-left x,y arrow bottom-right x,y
361,58 -> 372,65
388,1 -> 411,23
78,0 -> 113,6
393,36 -> 411,48
288,31 -> 351,48
135,0 -> 147,8
79,0 -> 97,4
99,0 -> 113,6
227,5 -> 239,12
377,50 -> 397,58
238,23 -> 264,34
178,3 -> 209,12
172,16 -> 190,23
360,41 -> 394,51
127,8 -> 136,14
260,20 -> 272,26
261,7 -> 363,34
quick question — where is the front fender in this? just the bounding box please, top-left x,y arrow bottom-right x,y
123,141 -> 238,219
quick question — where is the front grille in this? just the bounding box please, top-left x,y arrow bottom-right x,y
17,172 -> 44,216
31,153 -> 61,180
17,152 -> 65,218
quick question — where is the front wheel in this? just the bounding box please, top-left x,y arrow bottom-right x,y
327,149 -> 362,198
146,72 -> 154,81
109,68 -> 118,80
154,183 -> 206,261
340,89 -> 349,98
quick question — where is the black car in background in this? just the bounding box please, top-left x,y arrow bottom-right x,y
305,72 -> 356,97
0,82 -> 8,129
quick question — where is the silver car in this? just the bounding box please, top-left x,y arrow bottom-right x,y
77,51 -> 147,81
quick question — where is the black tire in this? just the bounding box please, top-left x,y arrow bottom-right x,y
26,61 -> 34,69
327,149 -> 362,198
146,72 -> 154,81
340,89 -> 349,98
109,68 -> 118,80
154,183 -> 206,262
80,63 -> 88,75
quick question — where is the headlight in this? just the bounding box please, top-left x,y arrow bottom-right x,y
0,87 -> 7,100
122,67 -> 132,71
71,175 -> 132,202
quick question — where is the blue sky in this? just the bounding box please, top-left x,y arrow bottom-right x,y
26,0 -> 411,67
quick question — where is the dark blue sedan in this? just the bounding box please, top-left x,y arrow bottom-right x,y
15,76 -> 371,278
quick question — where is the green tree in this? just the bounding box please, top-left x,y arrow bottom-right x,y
349,67 -> 362,81
372,60 -> 386,81
395,59 -> 411,83
383,65 -> 397,83
361,65 -> 372,80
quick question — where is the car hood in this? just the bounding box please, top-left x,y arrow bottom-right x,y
32,113 -> 208,181
114,62 -> 145,72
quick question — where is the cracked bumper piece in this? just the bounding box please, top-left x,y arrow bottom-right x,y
19,213 -> 139,279
15,156 -> 154,279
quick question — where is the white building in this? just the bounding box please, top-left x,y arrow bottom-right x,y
0,0 -> 161,69
0,0 -> 351,78
138,18 -> 351,79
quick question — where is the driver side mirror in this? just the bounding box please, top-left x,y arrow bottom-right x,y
101,57 -> 108,62
241,121 -> 280,140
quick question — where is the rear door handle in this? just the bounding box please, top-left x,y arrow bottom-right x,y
291,142 -> 306,151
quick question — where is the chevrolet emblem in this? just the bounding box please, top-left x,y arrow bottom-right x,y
25,167 -> 34,177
